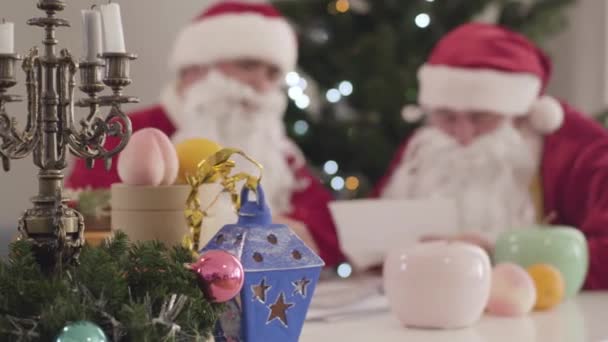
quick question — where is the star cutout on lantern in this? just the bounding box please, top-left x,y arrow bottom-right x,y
292,277 -> 311,298
251,278 -> 272,304
267,292 -> 294,327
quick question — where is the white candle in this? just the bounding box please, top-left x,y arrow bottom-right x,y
100,3 -> 126,53
0,21 -> 15,54
82,10 -> 102,61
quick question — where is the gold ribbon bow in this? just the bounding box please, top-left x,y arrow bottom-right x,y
182,148 -> 263,255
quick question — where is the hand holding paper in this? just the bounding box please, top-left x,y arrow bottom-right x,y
329,198 -> 460,270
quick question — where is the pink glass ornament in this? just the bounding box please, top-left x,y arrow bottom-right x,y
191,250 -> 245,303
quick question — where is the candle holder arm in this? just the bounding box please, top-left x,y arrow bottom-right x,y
65,53 -> 136,170
0,48 -> 42,171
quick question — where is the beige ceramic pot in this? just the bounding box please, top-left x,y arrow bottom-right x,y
111,183 -> 236,247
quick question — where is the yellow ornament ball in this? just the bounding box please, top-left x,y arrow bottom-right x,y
175,138 -> 222,184
527,264 -> 565,311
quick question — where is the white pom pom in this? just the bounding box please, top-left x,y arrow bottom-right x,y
529,96 -> 564,134
401,105 -> 424,123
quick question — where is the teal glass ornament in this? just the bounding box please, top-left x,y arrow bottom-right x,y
55,321 -> 107,342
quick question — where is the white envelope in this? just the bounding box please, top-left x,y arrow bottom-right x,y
329,198 -> 459,270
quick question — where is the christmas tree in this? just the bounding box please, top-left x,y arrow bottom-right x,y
273,0 -> 574,197
597,110 -> 608,128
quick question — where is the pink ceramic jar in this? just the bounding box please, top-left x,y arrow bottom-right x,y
383,241 -> 491,329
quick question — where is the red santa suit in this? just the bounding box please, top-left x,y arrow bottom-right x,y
66,1 -> 345,267
376,23 -> 608,290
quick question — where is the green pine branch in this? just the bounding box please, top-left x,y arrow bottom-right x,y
0,233 -> 223,341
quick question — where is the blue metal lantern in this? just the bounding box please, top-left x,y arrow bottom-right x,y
201,186 -> 324,342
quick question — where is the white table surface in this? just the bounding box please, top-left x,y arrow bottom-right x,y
301,277 -> 608,342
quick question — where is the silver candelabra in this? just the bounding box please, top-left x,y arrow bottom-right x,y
0,0 -> 136,271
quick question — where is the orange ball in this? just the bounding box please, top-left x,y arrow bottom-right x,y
527,264 -> 565,311
175,138 -> 222,184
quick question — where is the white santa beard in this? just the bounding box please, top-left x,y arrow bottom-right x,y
167,71 -> 299,215
382,123 -> 542,239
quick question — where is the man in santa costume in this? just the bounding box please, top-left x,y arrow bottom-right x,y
67,1 -> 344,267
374,23 -> 608,289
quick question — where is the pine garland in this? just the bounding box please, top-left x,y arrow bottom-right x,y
0,231 -> 223,341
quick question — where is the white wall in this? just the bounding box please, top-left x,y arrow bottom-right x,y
545,0 -> 607,115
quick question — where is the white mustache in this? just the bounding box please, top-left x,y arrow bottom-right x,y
182,70 -> 286,121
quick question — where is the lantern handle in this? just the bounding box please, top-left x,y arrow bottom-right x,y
241,184 -> 266,209
238,185 -> 272,225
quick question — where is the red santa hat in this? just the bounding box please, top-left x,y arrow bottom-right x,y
168,1 -> 297,74
406,23 -> 564,134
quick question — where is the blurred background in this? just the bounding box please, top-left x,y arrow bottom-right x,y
0,0 -> 606,254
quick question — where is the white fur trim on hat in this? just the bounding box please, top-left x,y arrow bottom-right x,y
528,95 -> 564,134
418,64 -> 542,116
169,13 -> 297,73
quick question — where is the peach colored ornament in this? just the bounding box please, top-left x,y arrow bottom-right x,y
486,263 -> 536,317
383,241 -> 491,329
150,129 -> 179,185
117,128 -> 179,186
